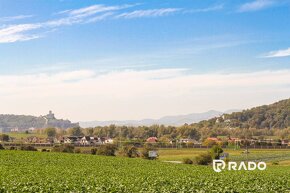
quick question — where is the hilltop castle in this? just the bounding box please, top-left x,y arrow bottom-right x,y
41,110 -> 79,129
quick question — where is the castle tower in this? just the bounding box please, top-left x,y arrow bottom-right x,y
46,110 -> 55,120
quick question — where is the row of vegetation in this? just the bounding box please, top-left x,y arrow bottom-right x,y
8,124 -> 289,143
183,145 -> 225,165
1,141 -> 227,166
0,143 -> 158,160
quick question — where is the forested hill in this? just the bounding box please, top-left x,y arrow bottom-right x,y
194,98 -> 290,129
0,112 -> 79,132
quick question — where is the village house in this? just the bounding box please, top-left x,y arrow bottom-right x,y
63,136 -> 114,145
146,137 -> 158,143
79,136 -> 103,145
10,128 -> 19,132
53,136 -> 65,144
281,139 -> 290,146
26,136 -> 41,143
178,138 -> 199,144
228,137 -> 241,142
104,137 -> 114,144
80,136 -> 91,145
64,136 -> 82,144
206,137 -> 221,142
28,127 -> 36,132
46,137 -> 62,144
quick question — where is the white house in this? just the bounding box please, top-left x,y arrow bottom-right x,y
104,138 -> 114,144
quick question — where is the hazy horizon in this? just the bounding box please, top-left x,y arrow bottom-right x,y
0,0 -> 290,122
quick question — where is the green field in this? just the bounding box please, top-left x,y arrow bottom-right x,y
158,148 -> 290,164
3,132 -> 46,140
0,150 -> 290,192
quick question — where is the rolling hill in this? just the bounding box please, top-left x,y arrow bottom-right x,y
196,98 -> 290,129
0,111 -> 79,132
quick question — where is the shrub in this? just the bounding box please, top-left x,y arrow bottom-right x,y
52,144 -> 74,153
183,158 -> 193,164
74,148 -> 81,154
195,152 -> 212,165
96,144 -> 118,156
120,145 -> 139,158
0,144 -> 5,150
9,146 -> 16,150
91,148 -> 97,155
0,134 -> 10,142
79,149 -> 92,154
41,149 -> 49,152
224,157 -> 230,164
20,145 -> 37,151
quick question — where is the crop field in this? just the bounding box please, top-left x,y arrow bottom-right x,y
0,150 -> 290,192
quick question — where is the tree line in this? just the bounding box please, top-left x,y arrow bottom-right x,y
31,125 -> 290,142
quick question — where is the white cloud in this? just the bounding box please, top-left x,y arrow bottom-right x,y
262,47 -> 290,58
184,4 -> 223,13
66,4 -> 133,18
0,69 -> 289,121
44,4 -> 133,27
0,24 -> 42,43
0,15 -> 34,22
0,4 -> 181,43
0,4 -> 121,43
238,0 -> 275,12
115,8 -> 181,19
85,12 -> 115,24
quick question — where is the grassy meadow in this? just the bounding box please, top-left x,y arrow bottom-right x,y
3,132 -> 46,140
158,148 -> 290,164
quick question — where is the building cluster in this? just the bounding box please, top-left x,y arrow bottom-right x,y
146,137 -> 200,144
12,136 -> 114,146
205,137 -> 290,147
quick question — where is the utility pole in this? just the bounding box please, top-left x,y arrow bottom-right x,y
119,127 -> 121,148
246,138 -> 248,162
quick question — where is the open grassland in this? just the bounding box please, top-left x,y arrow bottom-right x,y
0,150 -> 290,192
158,148 -> 290,164
3,132 -> 46,140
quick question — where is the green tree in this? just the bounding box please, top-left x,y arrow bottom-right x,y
96,144 -> 118,156
45,128 -> 56,137
52,144 -> 74,153
210,145 -> 223,159
195,152 -> 212,165
67,127 -> 83,136
120,144 -> 139,158
202,139 -> 217,147
0,134 -> 10,142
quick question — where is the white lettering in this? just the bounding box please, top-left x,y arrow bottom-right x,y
247,162 -> 256,171
257,162 -> 267,170
238,162 -> 247,171
213,160 -> 267,172
213,160 -> 226,172
228,162 -> 237,170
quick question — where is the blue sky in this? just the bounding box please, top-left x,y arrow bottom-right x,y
0,0 -> 290,121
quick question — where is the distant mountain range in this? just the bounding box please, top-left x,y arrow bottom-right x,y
79,110 -> 240,127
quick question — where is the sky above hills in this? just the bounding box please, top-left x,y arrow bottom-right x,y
0,0 -> 289,122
